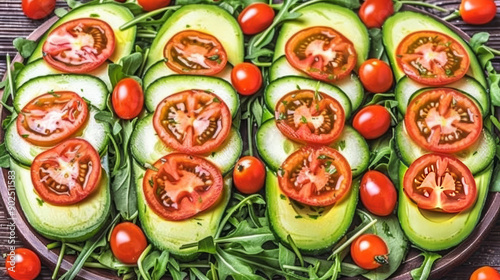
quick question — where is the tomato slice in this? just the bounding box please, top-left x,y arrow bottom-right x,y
275,90 -> 345,145
396,31 -> 470,86
278,146 -> 352,206
30,139 -> 102,205
403,153 -> 477,213
405,88 -> 482,153
164,30 -> 227,76
43,18 -> 115,73
143,153 -> 224,221
17,91 -> 89,147
285,26 -> 357,82
153,90 -> 232,154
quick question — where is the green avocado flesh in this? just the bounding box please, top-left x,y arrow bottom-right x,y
266,170 -> 358,254
398,163 -> 492,251
11,160 -> 110,242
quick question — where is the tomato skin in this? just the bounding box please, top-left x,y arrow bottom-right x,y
137,0 -> 171,11
22,0 -> 55,20
112,78 -> 144,120
231,63 -> 263,96
110,222 -> 148,264
352,105 -> 391,139
460,0 -> 497,25
358,0 -> 394,28
238,3 -> 275,35
233,156 -> 266,194
360,171 -> 397,216
470,266 -> 500,280
5,248 -> 41,280
351,234 -> 389,270
359,59 -> 394,93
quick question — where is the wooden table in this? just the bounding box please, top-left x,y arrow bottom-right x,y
0,0 -> 499,279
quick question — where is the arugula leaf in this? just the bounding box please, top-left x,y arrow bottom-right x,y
215,247 -> 256,280
278,243 -> 295,270
217,218 -> 274,254
0,143 -> 11,168
152,251 -> 169,280
120,52 -> 144,76
13,38 -> 37,58
410,251 -> 442,280
368,28 -> 384,59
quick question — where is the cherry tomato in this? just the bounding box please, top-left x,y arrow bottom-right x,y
352,105 -> 391,139
351,234 -> 389,270
358,0 -> 394,29
278,146 -> 352,206
112,78 -> 144,120
31,139 -> 102,205
231,63 -> 263,96
460,0 -> 497,25
470,266 -> 500,280
360,171 -> 397,216
22,0 -> 55,20
5,248 -> 41,280
153,90 -> 232,154
143,153 -> 224,221
285,26 -> 357,82
275,90 -> 345,145
396,31 -> 470,86
405,88 -> 482,153
43,18 -> 115,74
17,92 -> 89,147
233,156 -> 266,194
359,59 -> 394,93
138,0 -> 171,11
404,153 -> 477,213
110,222 -> 148,264
238,3 -> 275,35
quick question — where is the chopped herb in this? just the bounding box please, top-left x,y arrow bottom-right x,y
278,168 -> 285,177
168,119 -> 178,124
327,74 -> 334,80
80,89 -> 84,92
280,194 -> 286,200
473,151 -> 478,155
278,112 -> 286,120
445,69 -> 453,76
148,178 -> 154,187
295,215 -> 303,219
198,196 -> 203,203
21,134 -> 29,138
197,222 -> 202,226
204,89 -> 213,93
338,140 -> 346,151
208,55 -> 220,61
325,161 -> 336,174
318,155 -> 327,160
216,59 -> 222,64
296,84 -> 301,90
211,152 -> 216,157
90,13 -> 99,17
300,116 -> 307,124
186,24 -> 191,28
282,100 -> 288,106
36,198 -> 44,206
307,214 -> 319,220
382,221 -> 394,238
47,90 -> 60,98
213,97 -> 220,103
309,67 -> 320,72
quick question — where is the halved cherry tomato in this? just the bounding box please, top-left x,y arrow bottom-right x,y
352,105 -> 391,140
405,88 -> 482,153
278,146 -> 352,207
460,0 -> 497,25
238,3 -> 275,35
112,78 -> 144,120
22,0 -> 55,20
143,153 -> 224,221
351,234 -> 389,270
31,138 -> 102,205
110,222 -> 148,264
5,248 -> 41,280
138,0 -> 171,11
403,153 -> 477,213
358,0 -> 394,29
153,90 -> 231,154
275,90 -> 345,145
359,58 -> 394,93
17,91 -> 89,147
470,266 -> 500,280
285,26 -> 357,82
396,31 -> 470,86
231,62 -> 263,96
233,156 -> 266,194
43,18 -> 115,74
164,30 -> 227,76
360,170 -> 397,216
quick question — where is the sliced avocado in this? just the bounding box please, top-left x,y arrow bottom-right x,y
398,162 -> 492,251
146,5 -> 244,70
133,160 -> 231,260
11,159 -> 111,242
266,170 -> 358,254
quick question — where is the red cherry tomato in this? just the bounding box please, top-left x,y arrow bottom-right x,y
110,222 -> 148,264
5,248 -> 41,280
460,0 -> 497,25
470,266 -> 500,280
359,59 -> 394,93
351,234 -> 389,270
231,63 -> 263,96
360,171 -> 397,216
112,78 -> 144,120
358,0 -> 394,28
352,105 -> 391,139
238,3 -> 275,35
137,0 -> 171,11
22,0 -> 55,20
233,156 -> 266,194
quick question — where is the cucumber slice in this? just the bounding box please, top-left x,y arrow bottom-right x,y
145,75 -> 239,118
256,119 -> 369,177
130,115 -> 242,175
5,107 -> 110,166
269,56 -> 365,110
395,76 -> 489,116
15,74 -> 108,112
395,122 -> 495,175
28,3 -> 136,64
265,76 -> 352,117
143,60 -> 233,90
